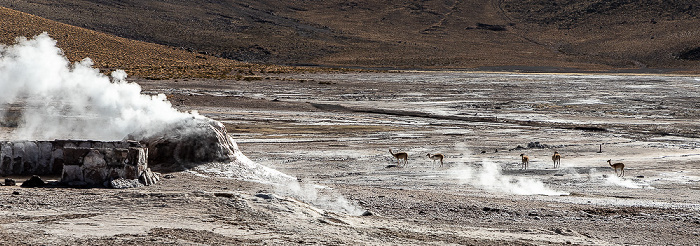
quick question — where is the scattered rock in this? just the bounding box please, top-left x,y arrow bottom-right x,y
5,179 -> 16,186
21,175 -> 45,188
510,145 -> 526,151
163,174 -> 175,179
109,178 -> 144,189
361,210 -> 373,216
138,168 -> 160,186
527,142 -> 549,149
255,193 -> 275,200
510,142 -> 565,151
11,191 -> 19,195
214,192 -> 237,198
636,175 -> 645,178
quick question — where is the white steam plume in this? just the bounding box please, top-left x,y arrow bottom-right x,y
450,144 -> 568,195
194,153 -> 366,216
588,168 -> 653,189
452,160 -> 569,196
0,32 -> 193,141
0,33 -> 366,215
276,179 -> 366,216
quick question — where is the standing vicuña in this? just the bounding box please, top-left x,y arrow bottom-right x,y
426,153 -> 444,167
520,154 -> 529,170
389,149 -> 408,167
607,159 -> 625,177
552,151 -> 561,169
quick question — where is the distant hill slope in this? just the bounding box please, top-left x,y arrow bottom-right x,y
2,0 -> 699,72
0,7 -> 306,79
501,0 -> 700,71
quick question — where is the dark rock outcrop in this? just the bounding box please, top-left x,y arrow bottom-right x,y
21,175 -> 45,188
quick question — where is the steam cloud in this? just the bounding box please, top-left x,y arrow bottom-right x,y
451,160 -> 570,196
449,144 -> 568,196
1,33 -> 365,215
0,32 -> 193,141
588,168 -> 653,189
195,153 -> 366,216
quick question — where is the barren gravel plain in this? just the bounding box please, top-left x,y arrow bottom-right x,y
2,71 -> 700,245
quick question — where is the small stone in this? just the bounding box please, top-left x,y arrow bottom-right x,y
361,210 -> 373,216
214,192 -> 235,198
5,179 -> 16,186
109,178 -> 143,189
255,193 -> 274,199
11,191 -> 19,195
21,175 -> 45,188
138,168 -> 159,186
163,174 -> 175,179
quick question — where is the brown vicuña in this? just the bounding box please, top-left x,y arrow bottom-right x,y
389,149 -> 408,167
607,159 -> 625,177
552,151 -> 561,169
426,153 -> 444,167
520,154 -> 530,170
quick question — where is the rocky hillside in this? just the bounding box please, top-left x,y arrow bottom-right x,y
1,0 -> 699,73
0,7 -> 325,79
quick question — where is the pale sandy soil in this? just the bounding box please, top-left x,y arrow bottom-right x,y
2,72 -> 700,245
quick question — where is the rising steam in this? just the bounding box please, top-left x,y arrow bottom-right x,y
0,32 -> 193,141
0,33 -> 365,215
451,160 -> 569,196
448,144 -> 568,195
193,154 -> 366,216
588,168 -> 654,189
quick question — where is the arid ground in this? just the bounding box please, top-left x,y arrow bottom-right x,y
2,71 -> 699,245
3,0 -> 700,245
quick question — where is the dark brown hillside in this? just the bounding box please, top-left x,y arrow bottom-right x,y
0,7 -> 321,79
2,0 -> 700,72
501,0 -> 700,70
